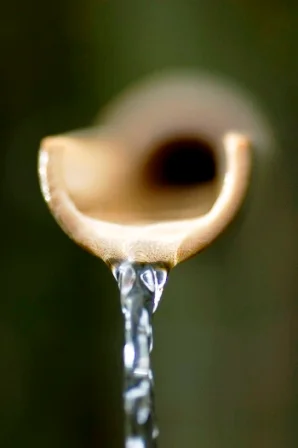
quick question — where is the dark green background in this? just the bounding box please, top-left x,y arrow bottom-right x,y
1,1 -> 297,447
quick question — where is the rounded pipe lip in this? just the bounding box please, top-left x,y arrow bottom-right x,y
38,130 -> 251,268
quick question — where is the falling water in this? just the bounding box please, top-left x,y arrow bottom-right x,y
113,261 -> 168,447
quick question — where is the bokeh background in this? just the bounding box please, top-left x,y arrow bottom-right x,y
1,1 -> 297,447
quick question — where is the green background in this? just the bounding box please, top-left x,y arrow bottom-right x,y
1,1 -> 297,447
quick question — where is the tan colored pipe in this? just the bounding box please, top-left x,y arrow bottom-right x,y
38,71 -> 268,268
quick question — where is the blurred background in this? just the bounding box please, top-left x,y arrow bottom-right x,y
1,1 -> 297,447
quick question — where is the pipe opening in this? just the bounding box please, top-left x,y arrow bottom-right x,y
61,134 -> 222,225
144,136 -> 217,189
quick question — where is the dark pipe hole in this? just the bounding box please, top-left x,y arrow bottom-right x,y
145,136 -> 217,188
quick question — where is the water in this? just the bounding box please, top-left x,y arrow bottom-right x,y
113,261 -> 168,447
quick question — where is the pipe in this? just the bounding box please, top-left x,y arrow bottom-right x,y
38,70 -> 270,268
